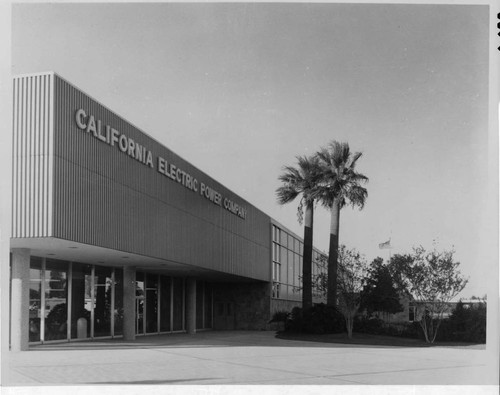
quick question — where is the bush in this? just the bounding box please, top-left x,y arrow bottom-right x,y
353,317 -> 385,334
435,302 -> 486,343
285,304 -> 345,334
399,321 -> 424,340
269,310 -> 290,331
269,310 -> 290,323
354,317 -> 418,338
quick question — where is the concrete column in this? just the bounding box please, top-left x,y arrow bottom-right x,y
122,266 -> 136,341
185,278 -> 196,335
10,249 -> 30,351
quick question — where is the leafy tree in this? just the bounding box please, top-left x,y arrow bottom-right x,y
360,257 -> 403,320
336,246 -> 369,338
310,247 -> 370,338
310,253 -> 328,299
389,246 -> 468,343
316,141 -> 368,306
276,155 -> 322,309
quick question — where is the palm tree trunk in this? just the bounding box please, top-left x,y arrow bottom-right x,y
302,201 -> 314,310
326,199 -> 340,306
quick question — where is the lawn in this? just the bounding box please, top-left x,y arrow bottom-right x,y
276,332 -> 486,349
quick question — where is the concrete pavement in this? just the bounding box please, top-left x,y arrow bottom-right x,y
2,330 -> 497,386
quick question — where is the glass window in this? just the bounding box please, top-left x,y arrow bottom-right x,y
94,265 -> 112,337
145,274 -> 158,334
196,281 -> 204,330
44,259 -> 68,341
136,272 -> 145,335
29,257 -> 43,342
204,283 -> 213,329
299,242 -> 304,255
294,238 -> 300,253
291,284 -> 301,301
409,305 -> 416,322
294,254 -> 300,286
146,273 -> 158,290
288,235 -> 294,250
114,268 -> 123,336
273,262 -> 281,282
280,230 -> 287,247
172,278 -> 184,331
288,250 -> 294,285
280,284 -> 288,300
70,262 -> 91,339
280,246 -> 287,265
217,302 -> 224,316
159,276 -> 171,332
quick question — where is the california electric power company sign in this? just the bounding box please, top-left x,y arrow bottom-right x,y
75,109 -> 247,220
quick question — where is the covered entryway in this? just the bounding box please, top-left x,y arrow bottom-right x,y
214,301 -> 235,330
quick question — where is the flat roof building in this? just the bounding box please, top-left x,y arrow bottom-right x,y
9,72 -> 325,350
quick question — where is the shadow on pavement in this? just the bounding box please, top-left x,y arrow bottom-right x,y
26,330 -> 486,352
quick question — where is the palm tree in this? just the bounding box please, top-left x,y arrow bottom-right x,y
316,141 -> 368,307
276,155 -> 321,310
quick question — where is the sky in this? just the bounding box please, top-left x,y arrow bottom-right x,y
9,2 -> 497,299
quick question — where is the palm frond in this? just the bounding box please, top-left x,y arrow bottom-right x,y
315,140 -> 369,211
276,154 -> 322,221
347,185 -> 368,209
276,185 -> 300,205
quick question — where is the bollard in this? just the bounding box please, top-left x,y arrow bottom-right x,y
77,318 -> 87,339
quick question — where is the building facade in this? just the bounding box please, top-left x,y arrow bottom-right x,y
9,72 -> 325,350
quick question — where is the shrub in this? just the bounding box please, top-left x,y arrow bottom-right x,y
435,302 -> 486,343
353,316 -> 385,334
353,317 -> 410,337
269,310 -> 291,323
269,310 -> 290,332
399,321 -> 425,340
285,304 -> 345,334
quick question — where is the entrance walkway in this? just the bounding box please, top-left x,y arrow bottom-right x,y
3,331 -> 497,386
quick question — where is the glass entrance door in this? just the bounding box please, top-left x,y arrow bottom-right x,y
136,296 -> 144,335
136,272 -> 145,335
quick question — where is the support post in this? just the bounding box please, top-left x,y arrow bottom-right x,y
10,249 -> 30,351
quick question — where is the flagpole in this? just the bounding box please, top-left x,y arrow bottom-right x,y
378,238 -> 392,264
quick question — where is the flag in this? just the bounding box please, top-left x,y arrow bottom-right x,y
379,239 -> 392,249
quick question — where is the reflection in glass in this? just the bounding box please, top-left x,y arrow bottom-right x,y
94,266 -> 112,337
146,273 -> 158,333
196,281 -> 204,330
172,278 -> 184,331
159,276 -> 171,332
204,283 -> 213,329
71,263 -> 91,339
44,259 -> 68,341
114,268 -> 123,336
136,272 -> 144,335
29,258 -> 42,342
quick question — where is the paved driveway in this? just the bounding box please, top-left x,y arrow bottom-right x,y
2,330 -> 497,387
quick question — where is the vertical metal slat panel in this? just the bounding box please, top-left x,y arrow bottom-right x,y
12,73 -> 53,238
49,74 -> 270,280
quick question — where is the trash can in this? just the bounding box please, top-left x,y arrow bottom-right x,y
77,317 -> 87,339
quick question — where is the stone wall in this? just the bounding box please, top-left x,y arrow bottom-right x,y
213,282 -> 271,330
